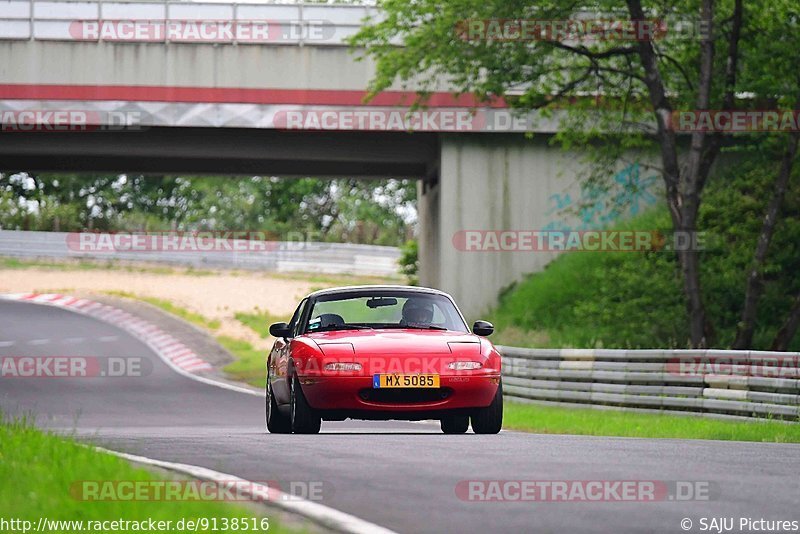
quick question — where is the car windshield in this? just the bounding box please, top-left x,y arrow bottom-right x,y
304,291 -> 468,333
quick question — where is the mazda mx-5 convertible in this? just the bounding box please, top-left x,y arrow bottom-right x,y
265,286 -> 503,434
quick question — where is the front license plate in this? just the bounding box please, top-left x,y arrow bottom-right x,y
372,374 -> 440,388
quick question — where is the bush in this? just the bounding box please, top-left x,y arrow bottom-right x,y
398,239 -> 419,285
490,159 -> 800,350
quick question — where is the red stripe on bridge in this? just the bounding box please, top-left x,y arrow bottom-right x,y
0,84 -> 507,108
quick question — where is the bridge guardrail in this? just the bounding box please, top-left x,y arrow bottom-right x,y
0,0 -> 378,45
498,345 -> 800,421
0,229 -> 401,276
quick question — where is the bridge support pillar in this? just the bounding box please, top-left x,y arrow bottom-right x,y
419,134 -> 660,320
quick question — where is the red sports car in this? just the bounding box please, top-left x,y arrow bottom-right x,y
266,285 -> 503,434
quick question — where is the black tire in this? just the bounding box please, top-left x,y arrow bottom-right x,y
266,376 -> 291,434
290,375 -> 321,434
440,415 -> 470,434
471,381 -> 503,434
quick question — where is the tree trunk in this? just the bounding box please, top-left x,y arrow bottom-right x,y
732,128 -> 800,348
677,242 -> 708,346
771,292 -> 800,351
627,0 -> 718,347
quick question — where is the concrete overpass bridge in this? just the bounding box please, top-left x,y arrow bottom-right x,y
0,0 -> 660,317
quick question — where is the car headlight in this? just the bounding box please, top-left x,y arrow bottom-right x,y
324,362 -> 362,372
447,361 -> 482,370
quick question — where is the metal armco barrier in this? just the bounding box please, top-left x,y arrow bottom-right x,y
0,230 -> 401,276
498,346 -> 800,421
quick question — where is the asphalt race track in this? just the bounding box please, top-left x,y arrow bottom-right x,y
2,299 -> 799,533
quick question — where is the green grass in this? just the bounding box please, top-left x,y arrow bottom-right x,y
503,401 -> 800,442
235,309 -> 286,339
228,310 -> 287,386
0,415 -> 294,532
488,209 -> 688,349
219,336 -> 266,386
103,291 -> 220,330
0,256 -> 404,284
0,256 -> 179,274
98,293 -> 273,387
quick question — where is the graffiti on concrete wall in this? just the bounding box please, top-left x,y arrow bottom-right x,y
543,163 -> 659,232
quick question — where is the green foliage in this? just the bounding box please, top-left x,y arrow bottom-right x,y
353,0 -> 800,345
491,210 -> 686,348
0,174 -> 417,247
490,158 -> 800,350
398,239 -> 419,285
324,179 -> 416,246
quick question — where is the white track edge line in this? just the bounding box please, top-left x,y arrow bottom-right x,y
94,446 -> 398,534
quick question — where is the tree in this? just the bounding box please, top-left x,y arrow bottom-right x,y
351,0 -> 797,348
729,1 -> 800,348
0,174 -> 418,247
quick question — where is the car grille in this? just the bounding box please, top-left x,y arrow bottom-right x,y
359,387 -> 452,404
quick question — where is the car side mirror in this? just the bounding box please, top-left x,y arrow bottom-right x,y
472,320 -> 494,336
269,322 -> 292,338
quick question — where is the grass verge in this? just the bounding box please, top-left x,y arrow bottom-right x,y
503,401 -> 800,442
0,255 -> 401,286
224,310 -> 286,386
103,290 -> 221,330
235,309 -> 284,340
219,336 -> 267,386
0,256 -> 183,275
0,415 -> 292,532
101,292 -> 277,387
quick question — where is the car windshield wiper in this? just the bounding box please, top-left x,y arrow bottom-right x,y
317,324 -> 372,332
382,324 -> 449,331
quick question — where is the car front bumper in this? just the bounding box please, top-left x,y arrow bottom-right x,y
297,374 -> 500,412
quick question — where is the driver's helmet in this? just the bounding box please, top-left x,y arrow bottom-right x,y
401,298 -> 434,325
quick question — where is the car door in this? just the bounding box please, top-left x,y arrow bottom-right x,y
268,298 -> 308,405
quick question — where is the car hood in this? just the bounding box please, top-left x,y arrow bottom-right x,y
307,329 -> 479,355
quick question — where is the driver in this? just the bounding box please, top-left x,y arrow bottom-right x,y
401,298 -> 434,326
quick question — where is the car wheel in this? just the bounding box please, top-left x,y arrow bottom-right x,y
471,380 -> 503,434
290,375 -> 321,434
440,415 -> 469,434
266,376 -> 291,434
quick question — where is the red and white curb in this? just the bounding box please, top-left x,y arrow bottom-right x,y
0,293 -> 212,373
